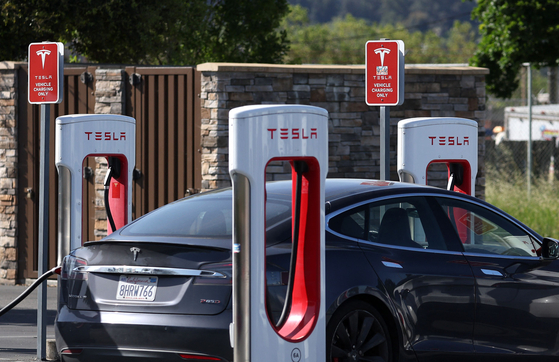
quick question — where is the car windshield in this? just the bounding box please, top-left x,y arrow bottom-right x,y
121,188 -> 292,240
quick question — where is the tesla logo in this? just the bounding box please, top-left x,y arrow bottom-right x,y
375,47 -> 390,75
375,47 -> 390,66
429,136 -> 469,146
267,128 -> 318,140
36,49 -> 51,69
85,131 -> 127,141
130,247 -> 141,261
112,182 -> 121,199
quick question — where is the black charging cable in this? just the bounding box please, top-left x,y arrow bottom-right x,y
276,160 -> 308,328
447,163 -> 464,191
0,266 -> 61,317
104,166 -> 117,233
104,157 -> 122,233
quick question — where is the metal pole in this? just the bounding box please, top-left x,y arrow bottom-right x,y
527,64 -> 532,197
380,106 -> 390,180
37,104 -> 50,360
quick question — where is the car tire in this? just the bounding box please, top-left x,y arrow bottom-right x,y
326,300 -> 393,362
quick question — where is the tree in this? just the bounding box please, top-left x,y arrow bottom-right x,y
0,0 -> 290,65
282,5 -> 477,65
59,0 -> 198,64
287,0 -> 476,34
470,0 -> 559,98
196,0 -> 289,64
0,0 -> 63,61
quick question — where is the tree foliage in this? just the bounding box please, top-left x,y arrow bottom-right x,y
0,0 -> 290,65
282,5 -> 477,65
198,0 -> 289,64
470,0 -> 559,98
0,0 -> 63,60
287,0 -> 476,34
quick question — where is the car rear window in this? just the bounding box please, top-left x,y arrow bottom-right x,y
121,188 -> 292,240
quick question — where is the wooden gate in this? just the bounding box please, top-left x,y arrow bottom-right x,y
125,67 -> 201,218
17,65 -> 201,280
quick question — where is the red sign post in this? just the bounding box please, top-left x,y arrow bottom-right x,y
28,42 -> 64,104
365,40 -> 404,106
28,41 -> 63,361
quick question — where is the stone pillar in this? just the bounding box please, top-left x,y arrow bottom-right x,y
0,62 -> 20,285
95,69 -> 125,115
93,68 -> 126,239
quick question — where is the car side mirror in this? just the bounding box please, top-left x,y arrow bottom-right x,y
542,237 -> 559,259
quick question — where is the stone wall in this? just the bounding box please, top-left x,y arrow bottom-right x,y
0,62 -> 22,285
197,63 -> 488,197
0,62 -> 489,284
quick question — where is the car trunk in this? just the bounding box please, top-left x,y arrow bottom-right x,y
65,241 -> 232,315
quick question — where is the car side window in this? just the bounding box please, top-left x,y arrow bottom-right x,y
330,197 -> 449,251
435,197 -> 538,257
369,197 -> 448,250
329,207 -> 366,240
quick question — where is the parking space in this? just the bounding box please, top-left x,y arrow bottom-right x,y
0,284 -> 58,361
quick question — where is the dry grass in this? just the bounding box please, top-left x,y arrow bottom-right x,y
486,171 -> 559,238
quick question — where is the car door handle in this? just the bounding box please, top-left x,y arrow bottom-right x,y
481,268 -> 504,277
382,260 -> 403,269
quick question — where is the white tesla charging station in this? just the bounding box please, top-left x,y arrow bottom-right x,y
397,117 -> 478,195
55,114 -> 136,262
229,105 -> 328,362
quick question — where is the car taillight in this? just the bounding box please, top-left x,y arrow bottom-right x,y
61,348 -> 83,355
61,255 -> 88,281
193,262 -> 232,285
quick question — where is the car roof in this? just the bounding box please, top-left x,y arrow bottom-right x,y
325,178 -> 429,199
99,178 -> 541,247
266,178 -> 427,198
267,178 -> 456,212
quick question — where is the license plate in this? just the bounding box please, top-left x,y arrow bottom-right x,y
116,275 -> 158,301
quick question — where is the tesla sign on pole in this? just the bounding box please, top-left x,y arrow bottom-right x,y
365,40 -> 404,106
28,41 -> 63,361
365,39 -> 404,181
28,42 -> 64,104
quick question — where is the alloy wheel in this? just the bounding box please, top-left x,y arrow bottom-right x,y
328,301 -> 392,362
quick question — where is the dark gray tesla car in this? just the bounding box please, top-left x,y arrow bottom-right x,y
55,179 -> 559,362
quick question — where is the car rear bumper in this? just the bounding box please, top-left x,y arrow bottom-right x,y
55,305 -> 232,362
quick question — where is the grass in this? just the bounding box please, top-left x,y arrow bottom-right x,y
485,172 -> 559,238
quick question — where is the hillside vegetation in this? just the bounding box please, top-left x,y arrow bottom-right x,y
282,4 -> 478,64
288,0 -> 477,33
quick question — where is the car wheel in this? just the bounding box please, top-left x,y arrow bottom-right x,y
327,300 -> 393,362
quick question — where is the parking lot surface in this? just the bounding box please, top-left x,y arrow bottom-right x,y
0,284 -> 58,361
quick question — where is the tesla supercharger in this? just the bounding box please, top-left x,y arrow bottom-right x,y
55,114 -> 136,263
397,117 -> 478,195
229,105 -> 328,362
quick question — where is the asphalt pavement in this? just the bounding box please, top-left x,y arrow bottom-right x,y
0,283 -> 58,361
